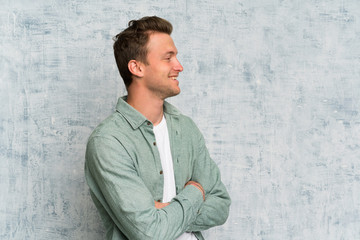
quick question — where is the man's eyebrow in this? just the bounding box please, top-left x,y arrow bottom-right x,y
164,50 -> 178,56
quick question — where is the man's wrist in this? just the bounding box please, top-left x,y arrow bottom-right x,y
155,201 -> 170,209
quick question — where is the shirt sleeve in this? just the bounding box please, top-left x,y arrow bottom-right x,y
185,122 -> 231,232
85,135 -> 204,240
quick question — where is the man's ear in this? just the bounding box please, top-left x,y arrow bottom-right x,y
128,60 -> 144,78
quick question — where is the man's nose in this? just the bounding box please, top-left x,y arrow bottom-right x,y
174,58 -> 183,72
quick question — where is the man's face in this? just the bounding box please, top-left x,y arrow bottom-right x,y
141,32 -> 183,100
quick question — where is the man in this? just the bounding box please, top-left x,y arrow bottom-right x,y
85,16 -> 231,240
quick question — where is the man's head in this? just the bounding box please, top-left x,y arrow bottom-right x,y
113,16 -> 173,88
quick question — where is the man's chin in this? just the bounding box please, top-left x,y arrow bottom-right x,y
172,87 -> 181,96
163,88 -> 181,99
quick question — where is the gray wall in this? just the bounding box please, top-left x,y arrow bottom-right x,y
1,1 -> 360,239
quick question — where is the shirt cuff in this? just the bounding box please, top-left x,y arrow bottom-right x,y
171,184 -> 204,222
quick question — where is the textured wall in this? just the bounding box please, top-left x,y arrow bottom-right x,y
1,0 -> 360,239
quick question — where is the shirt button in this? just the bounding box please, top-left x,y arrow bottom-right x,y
157,199 -> 161,202
153,142 -> 156,146
160,170 -> 163,174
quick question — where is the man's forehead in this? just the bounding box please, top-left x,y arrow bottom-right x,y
149,32 -> 175,46
147,32 -> 177,52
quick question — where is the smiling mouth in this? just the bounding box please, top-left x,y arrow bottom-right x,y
170,76 -> 178,81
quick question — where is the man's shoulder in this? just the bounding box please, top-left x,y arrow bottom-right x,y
88,111 -> 128,141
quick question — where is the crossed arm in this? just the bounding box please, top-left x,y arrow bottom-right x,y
155,181 -> 205,209
85,133 -> 230,239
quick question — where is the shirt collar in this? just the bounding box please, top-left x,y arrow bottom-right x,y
116,96 -> 181,129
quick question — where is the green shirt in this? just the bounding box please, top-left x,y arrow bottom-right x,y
85,97 -> 231,240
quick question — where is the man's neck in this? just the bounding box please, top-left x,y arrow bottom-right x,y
127,86 -> 164,126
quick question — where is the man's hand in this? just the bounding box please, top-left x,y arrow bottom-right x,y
154,181 -> 205,209
154,201 -> 170,209
185,181 -> 205,201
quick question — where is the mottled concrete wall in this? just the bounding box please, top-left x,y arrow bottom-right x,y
1,1 -> 360,239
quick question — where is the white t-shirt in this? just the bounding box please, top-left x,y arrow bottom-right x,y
153,115 -> 197,240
